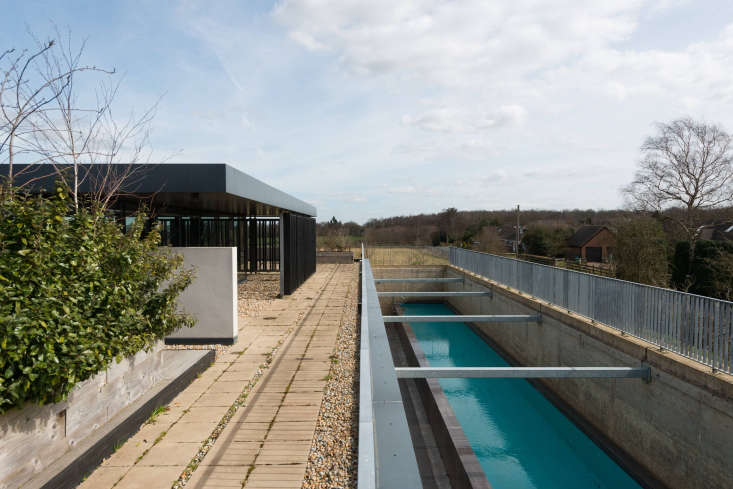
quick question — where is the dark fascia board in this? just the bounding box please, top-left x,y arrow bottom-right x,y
223,165 -> 316,217
0,163 -> 316,217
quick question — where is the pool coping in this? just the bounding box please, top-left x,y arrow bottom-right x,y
394,303 -> 492,489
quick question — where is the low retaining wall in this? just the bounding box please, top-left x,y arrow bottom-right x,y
374,266 -> 446,316
444,265 -> 733,489
165,247 -> 237,345
316,251 -> 354,264
0,344 -> 211,489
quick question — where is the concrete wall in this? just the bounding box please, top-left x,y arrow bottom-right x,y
0,343 -> 167,489
165,247 -> 238,345
442,265 -> 733,489
374,266 -> 446,316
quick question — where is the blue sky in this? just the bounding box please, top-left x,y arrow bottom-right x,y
3,0 -> 733,223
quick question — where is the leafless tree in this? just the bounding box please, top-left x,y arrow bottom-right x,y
623,118 -> 733,246
2,30 -> 160,210
477,226 -> 506,254
0,36 -> 101,191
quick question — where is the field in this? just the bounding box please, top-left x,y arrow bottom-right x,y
354,246 -> 449,266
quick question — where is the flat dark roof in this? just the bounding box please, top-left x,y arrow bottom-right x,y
0,163 -> 316,217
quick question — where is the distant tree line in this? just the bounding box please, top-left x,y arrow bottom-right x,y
318,118 -> 733,301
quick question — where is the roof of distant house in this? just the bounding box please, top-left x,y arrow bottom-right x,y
699,222 -> 733,242
567,225 -> 611,247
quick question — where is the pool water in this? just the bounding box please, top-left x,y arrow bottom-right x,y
402,303 -> 642,489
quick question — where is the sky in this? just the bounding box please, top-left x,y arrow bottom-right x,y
2,0 -> 733,223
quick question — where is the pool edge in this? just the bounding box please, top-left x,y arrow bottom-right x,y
394,303 -> 493,489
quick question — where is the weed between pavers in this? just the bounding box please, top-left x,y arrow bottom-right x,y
171,337 -> 287,489
172,265 -> 340,489
145,405 -> 170,425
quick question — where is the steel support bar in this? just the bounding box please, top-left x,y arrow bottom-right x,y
383,314 -> 541,323
394,366 -> 651,380
377,291 -> 490,297
374,277 -> 463,283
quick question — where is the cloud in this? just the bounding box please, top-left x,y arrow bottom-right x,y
402,105 -> 526,133
388,185 -> 417,194
274,1 -> 644,84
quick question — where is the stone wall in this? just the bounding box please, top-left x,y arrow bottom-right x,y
373,266 -> 446,316
0,343 -> 167,489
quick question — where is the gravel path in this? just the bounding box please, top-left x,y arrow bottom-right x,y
237,273 -> 280,318
301,267 -> 359,489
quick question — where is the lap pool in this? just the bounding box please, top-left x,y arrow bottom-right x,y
401,302 -> 643,489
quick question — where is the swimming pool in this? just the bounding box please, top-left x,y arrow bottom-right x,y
402,302 -> 643,489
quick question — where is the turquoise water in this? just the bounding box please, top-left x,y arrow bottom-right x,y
402,303 -> 643,489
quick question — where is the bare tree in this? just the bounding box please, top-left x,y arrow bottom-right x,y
0,36 -> 101,190
623,118 -> 733,246
2,30 -> 160,210
477,226 -> 506,254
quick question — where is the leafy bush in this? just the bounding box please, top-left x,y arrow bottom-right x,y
0,187 -> 194,413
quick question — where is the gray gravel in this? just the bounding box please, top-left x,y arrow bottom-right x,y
302,268 -> 358,489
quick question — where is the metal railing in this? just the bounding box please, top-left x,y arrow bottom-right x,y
358,246 -> 423,489
450,247 -> 733,374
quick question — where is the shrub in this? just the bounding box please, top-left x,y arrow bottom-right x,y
0,187 -> 194,413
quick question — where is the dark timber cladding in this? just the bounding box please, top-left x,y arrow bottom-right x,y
0,163 -> 317,292
281,213 -> 316,295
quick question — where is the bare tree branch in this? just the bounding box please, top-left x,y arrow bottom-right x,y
623,117 -> 733,243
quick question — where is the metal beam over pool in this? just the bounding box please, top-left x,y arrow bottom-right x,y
374,277 -> 463,283
378,291 -> 490,298
383,314 -> 541,323
395,366 -> 651,380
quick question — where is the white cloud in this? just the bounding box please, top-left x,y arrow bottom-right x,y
388,185 -> 417,194
402,105 -> 526,133
274,0 -> 645,84
167,1 -> 733,222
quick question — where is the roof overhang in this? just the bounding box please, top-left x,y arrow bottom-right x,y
0,163 -> 316,217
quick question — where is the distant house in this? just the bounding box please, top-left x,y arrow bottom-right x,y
698,222 -> 733,242
566,225 -> 615,263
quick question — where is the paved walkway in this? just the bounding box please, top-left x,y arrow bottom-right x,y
79,264 -> 357,489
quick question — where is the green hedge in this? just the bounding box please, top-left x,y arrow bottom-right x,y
0,187 -> 194,413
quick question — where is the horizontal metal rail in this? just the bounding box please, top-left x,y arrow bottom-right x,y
374,277 -> 463,283
377,291 -> 490,297
383,314 -> 541,323
450,247 -> 733,374
395,366 -> 651,380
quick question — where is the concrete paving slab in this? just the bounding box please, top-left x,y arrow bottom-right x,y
80,265 -> 356,489
114,466 -> 184,489
138,442 -> 201,466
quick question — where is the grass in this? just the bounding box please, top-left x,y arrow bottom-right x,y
144,405 -> 170,425
356,246 -> 449,265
